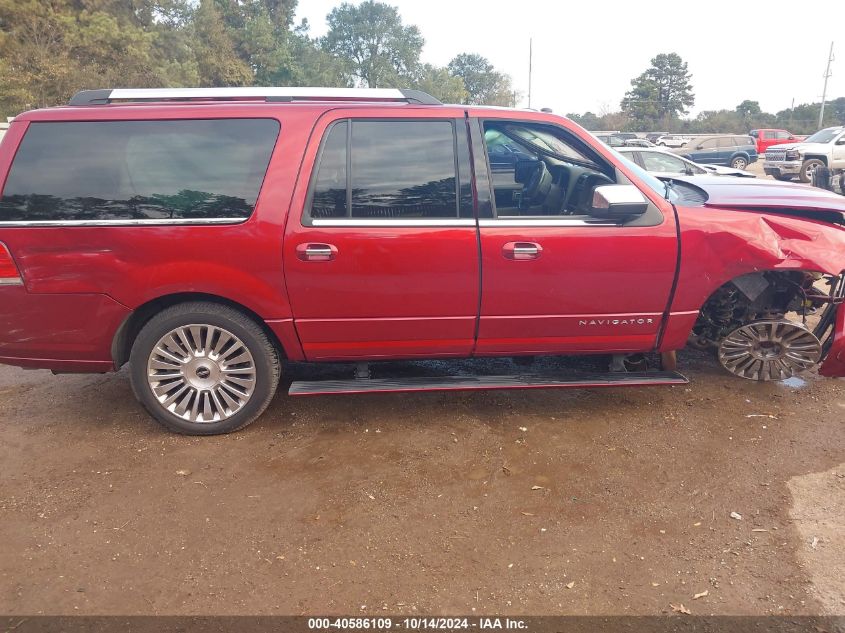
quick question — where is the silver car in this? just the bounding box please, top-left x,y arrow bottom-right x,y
617,147 -> 755,178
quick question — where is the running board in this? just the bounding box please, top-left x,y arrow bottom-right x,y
288,371 -> 688,396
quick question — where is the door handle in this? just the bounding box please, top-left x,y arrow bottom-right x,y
502,241 -> 542,260
296,243 -> 337,262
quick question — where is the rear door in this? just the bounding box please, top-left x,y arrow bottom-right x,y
283,111 -> 480,361
473,116 -> 679,355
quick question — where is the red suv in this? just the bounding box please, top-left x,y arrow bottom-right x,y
749,128 -> 806,154
2,87 -> 845,435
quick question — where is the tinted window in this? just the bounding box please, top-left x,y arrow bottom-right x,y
776,131 -> 792,139
0,119 -> 279,222
352,121 -> 457,218
310,121 -> 348,218
764,131 -> 777,139
699,139 -> 718,149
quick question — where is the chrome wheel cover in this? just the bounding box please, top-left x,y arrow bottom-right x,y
718,320 -> 822,381
146,324 -> 256,423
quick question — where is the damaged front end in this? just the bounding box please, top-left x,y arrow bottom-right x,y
690,271 -> 845,380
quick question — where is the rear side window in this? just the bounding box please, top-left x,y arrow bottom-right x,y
307,119 -> 472,221
0,119 -> 279,223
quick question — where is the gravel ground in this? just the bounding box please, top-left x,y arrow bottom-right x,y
0,348 -> 843,616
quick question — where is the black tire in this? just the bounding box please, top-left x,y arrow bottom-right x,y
799,158 -> 824,184
129,302 -> 280,435
730,156 -> 748,170
774,174 -> 794,181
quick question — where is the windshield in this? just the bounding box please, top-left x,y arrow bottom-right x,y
504,124 -> 593,163
804,128 -> 842,144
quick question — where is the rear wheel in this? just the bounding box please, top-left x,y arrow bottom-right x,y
773,174 -> 793,181
129,302 -> 280,435
730,156 -> 748,170
799,158 -> 824,184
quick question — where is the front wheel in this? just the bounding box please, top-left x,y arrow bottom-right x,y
799,158 -> 824,184
129,302 -> 280,435
730,156 -> 748,170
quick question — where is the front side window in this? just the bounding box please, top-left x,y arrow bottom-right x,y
0,119 -> 279,222
308,119 -> 469,221
483,121 -> 615,217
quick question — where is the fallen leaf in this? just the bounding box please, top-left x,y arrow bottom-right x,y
730,512 -> 742,521
531,485 -> 545,491
175,470 -> 190,476
752,528 -> 769,533
651,582 -> 660,587
693,522 -> 702,527
502,466 -> 512,476
693,590 -> 709,600
521,512 -> 534,516
811,536 -> 819,549
518,426 -> 528,432
670,603 -> 691,615
565,581 -> 575,589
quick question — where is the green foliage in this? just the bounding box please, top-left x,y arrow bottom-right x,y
410,64 -> 467,104
447,53 -> 516,106
321,0 -> 423,88
621,53 -> 694,128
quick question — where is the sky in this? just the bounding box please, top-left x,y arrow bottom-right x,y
294,0 -> 841,117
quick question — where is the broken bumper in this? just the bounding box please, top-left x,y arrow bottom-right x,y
819,302 -> 845,377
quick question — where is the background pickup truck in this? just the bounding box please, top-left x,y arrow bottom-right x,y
763,126 -> 845,182
749,128 -> 806,154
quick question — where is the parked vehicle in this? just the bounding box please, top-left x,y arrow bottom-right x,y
2,87 -> 845,435
749,128 -> 806,155
655,135 -> 688,148
618,147 -> 755,178
623,138 -> 656,148
614,133 -> 638,141
595,133 -> 626,147
763,126 -> 845,183
646,133 -> 667,144
675,135 -> 758,169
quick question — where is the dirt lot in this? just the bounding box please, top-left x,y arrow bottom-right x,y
0,347 -> 843,616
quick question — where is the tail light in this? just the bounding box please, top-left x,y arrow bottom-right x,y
0,242 -> 22,285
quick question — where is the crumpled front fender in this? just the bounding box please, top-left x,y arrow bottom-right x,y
820,303 -> 845,377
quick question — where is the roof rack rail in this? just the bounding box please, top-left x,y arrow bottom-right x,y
68,87 -> 442,107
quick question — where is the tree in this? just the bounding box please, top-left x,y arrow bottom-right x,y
621,53 -> 694,127
321,1 -> 423,88
447,53 -> 514,106
735,100 -> 761,117
410,64 -> 467,103
191,0 -> 252,86
0,0 -> 198,116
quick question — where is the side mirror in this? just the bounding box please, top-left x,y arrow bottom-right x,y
589,185 -> 649,219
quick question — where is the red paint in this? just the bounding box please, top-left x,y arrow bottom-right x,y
820,304 -> 845,377
0,100 -> 844,379
751,129 -> 805,154
0,241 -> 20,280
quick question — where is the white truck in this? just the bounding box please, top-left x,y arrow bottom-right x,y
763,126 -> 845,183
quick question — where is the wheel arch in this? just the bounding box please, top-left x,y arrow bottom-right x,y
111,292 -> 290,368
804,154 -> 829,166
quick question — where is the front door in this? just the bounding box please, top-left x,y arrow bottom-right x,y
284,112 -> 479,361
473,117 -> 679,356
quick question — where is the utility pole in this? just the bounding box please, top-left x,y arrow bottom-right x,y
528,38 -> 533,109
819,42 -> 834,129
788,97 -> 794,129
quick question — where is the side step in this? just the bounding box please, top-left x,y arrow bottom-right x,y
288,371 -> 688,396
